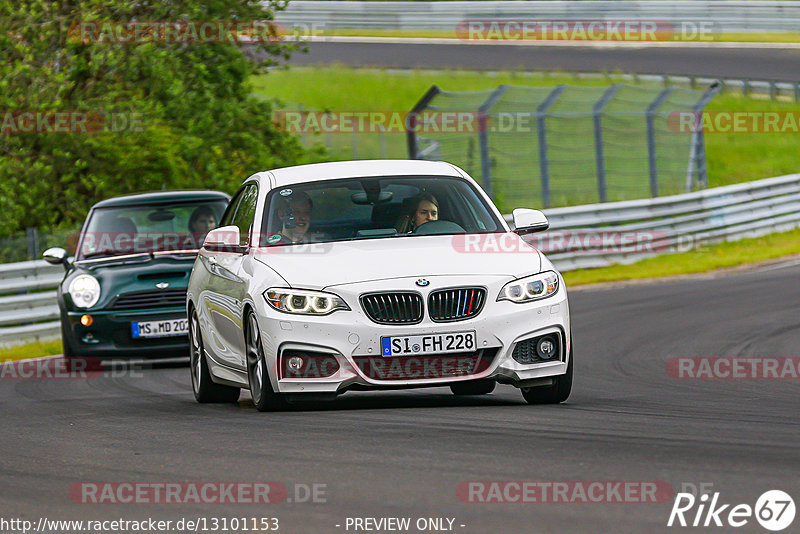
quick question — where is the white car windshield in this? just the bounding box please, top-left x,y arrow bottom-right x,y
260,175 -> 503,246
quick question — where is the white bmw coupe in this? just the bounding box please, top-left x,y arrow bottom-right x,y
187,160 -> 572,411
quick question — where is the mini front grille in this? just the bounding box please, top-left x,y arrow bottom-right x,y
428,287 -> 486,322
360,292 -> 423,325
108,288 -> 187,310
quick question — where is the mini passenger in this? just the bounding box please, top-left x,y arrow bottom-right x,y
188,206 -> 217,247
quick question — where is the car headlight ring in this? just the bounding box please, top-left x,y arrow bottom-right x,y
264,288 -> 349,316
498,271 -> 559,303
68,274 -> 101,308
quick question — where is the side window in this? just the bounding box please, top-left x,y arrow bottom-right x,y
219,189 -> 245,228
230,184 -> 259,247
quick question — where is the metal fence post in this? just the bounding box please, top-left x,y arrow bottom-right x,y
476,85 -> 509,199
406,85 -> 441,159
536,85 -> 566,208
26,227 -> 39,260
687,82 -> 722,191
466,137 -> 475,176
645,87 -> 674,198
592,84 -> 621,203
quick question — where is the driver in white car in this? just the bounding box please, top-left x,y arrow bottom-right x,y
276,192 -> 313,243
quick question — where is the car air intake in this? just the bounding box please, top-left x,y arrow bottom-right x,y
512,333 -> 562,364
109,288 -> 187,310
360,292 -> 424,325
428,287 -> 486,322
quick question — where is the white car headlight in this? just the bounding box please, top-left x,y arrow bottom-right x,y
264,288 -> 349,316
498,271 -> 559,303
68,274 -> 101,308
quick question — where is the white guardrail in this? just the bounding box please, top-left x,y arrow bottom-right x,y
276,1 -> 800,33
3,172 -> 800,346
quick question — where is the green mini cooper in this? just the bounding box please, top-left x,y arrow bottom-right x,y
44,190 -> 230,360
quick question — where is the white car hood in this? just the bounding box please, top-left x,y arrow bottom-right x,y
253,233 -> 541,289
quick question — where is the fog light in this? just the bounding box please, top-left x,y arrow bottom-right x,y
287,355 -> 304,371
80,314 -> 93,326
536,337 -> 557,360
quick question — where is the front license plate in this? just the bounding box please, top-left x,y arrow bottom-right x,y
131,319 -> 189,338
381,331 -> 477,357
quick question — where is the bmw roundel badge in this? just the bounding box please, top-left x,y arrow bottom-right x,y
415,279 -> 430,287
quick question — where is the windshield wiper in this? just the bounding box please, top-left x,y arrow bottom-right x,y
80,250 -> 152,260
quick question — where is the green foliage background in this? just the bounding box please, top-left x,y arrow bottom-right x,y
0,0 -> 310,235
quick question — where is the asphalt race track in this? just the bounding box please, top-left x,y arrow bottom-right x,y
2,262 -> 799,533
290,40 -> 800,80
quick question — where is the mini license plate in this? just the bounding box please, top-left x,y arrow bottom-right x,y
131,319 -> 189,338
380,331 -> 477,357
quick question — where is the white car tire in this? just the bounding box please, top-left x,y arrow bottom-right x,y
245,310 -> 286,412
521,341 -> 573,405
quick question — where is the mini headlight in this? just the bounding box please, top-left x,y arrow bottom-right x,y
498,271 -> 559,303
68,274 -> 101,308
264,288 -> 349,316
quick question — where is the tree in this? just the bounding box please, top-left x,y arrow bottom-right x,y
0,0 -> 308,234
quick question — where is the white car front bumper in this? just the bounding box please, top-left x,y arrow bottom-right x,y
253,274 -> 571,394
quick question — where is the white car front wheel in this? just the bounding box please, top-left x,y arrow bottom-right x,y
245,311 -> 286,412
521,341 -> 573,405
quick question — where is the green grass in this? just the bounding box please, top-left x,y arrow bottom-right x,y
703,92 -> 800,188
564,228 -> 800,286
0,339 -> 62,363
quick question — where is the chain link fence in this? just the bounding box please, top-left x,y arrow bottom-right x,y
0,227 -> 80,264
408,82 -> 719,208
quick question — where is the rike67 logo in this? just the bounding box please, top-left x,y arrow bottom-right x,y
668,490 -> 795,531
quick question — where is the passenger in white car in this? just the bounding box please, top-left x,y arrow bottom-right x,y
396,192 -> 439,233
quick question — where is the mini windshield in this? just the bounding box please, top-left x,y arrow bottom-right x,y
260,175 -> 502,247
78,200 -> 228,260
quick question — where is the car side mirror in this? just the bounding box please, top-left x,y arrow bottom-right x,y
43,247 -> 69,269
203,225 -> 244,253
512,208 -> 549,235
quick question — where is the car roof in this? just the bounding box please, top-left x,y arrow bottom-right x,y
92,190 -> 230,209
262,160 -> 466,188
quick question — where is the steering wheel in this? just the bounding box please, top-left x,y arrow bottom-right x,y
412,220 -> 465,235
